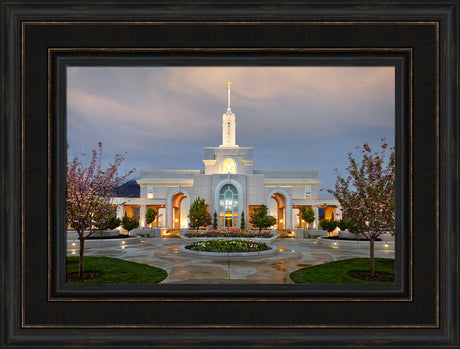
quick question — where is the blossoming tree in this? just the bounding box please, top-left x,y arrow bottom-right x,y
328,139 -> 395,277
66,143 -> 134,278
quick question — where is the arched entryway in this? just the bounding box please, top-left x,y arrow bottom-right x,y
266,188 -> 292,231
270,193 -> 287,231
171,192 -> 189,230
219,184 -> 239,228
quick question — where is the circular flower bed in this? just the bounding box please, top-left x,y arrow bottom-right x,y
184,229 -> 274,238
185,239 -> 270,253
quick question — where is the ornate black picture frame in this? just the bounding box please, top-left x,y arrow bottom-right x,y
1,1 -> 458,348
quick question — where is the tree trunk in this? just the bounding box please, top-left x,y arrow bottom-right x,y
369,237 -> 375,277
79,236 -> 85,279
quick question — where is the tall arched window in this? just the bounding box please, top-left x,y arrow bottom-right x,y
219,184 -> 238,228
221,157 -> 237,174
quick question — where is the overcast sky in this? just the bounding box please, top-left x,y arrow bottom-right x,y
67,66 -> 395,198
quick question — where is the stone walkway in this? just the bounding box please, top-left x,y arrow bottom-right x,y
69,238 -> 395,284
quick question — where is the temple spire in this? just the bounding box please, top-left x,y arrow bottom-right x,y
220,81 -> 237,147
227,81 -> 232,113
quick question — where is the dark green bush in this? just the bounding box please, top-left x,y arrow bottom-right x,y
122,214 -> 139,232
319,219 -> 337,233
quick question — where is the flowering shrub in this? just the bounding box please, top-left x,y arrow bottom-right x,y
185,239 -> 270,252
184,229 -> 274,238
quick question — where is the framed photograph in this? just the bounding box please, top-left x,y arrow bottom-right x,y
65,64 -> 396,286
2,1 -> 458,348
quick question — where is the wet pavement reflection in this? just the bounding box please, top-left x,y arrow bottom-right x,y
70,237 -> 395,284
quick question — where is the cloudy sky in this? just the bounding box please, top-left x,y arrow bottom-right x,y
67,66 -> 395,198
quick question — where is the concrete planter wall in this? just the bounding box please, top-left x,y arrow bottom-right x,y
179,244 -> 278,260
304,230 -> 329,238
67,230 -> 124,240
338,231 -> 395,241
130,228 -> 162,237
67,235 -> 141,249
317,237 -> 394,250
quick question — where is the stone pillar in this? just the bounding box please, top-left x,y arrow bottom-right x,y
116,205 -> 125,233
116,205 -> 124,219
158,208 -> 166,228
293,208 -> 300,229
139,205 -> 147,229
312,206 -> 319,229
335,207 -> 342,220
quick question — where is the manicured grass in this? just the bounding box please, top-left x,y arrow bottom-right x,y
290,258 -> 394,284
67,256 -> 167,284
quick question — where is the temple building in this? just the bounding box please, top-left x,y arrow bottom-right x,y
113,82 -> 341,233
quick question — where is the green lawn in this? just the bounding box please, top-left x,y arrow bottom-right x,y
290,258 -> 395,284
67,256 -> 167,284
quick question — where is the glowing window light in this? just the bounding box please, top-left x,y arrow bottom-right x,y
221,158 -> 236,174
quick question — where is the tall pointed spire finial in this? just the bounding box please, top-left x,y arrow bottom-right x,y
220,81 -> 237,148
227,81 -> 232,113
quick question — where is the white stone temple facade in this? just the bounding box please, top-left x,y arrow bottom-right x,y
113,82 -> 341,232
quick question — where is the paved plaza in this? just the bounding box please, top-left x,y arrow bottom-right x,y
68,238 -> 395,284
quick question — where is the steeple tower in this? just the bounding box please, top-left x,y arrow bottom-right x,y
226,81 -> 232,113
220,81 -> 238,147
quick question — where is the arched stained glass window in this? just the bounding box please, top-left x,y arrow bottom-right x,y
221,157 -> 237,174
219,184 -> 238,228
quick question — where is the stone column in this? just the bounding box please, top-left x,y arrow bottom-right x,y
312,206 -> 319,229
158,208 -> 166,228
139,205 -> 147,229
116,205 -> 124,219
292,208 -> 300,229
335,207 -> 342,220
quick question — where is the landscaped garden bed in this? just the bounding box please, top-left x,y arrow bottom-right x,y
185,239 -> 270,252
289,258 -> 394,284
184,229 -> 274,238
179,239 -> 278,259
182,229 -> 276,243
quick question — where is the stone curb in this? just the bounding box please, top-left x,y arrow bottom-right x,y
317,237 -> 395,250
178,244 -> 279,259
67,236 -> 141,249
